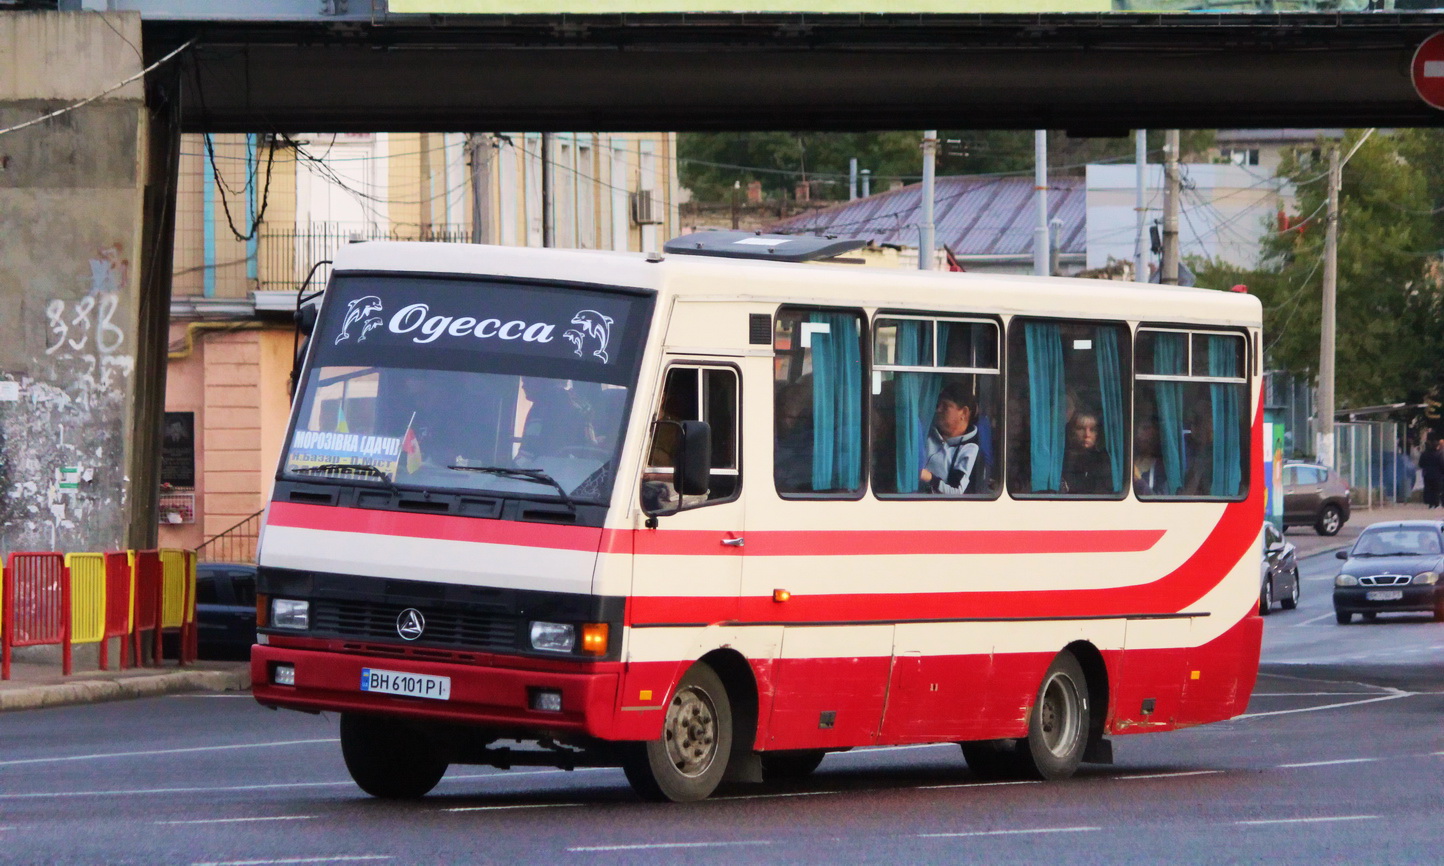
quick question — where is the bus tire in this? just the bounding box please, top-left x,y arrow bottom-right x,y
1017,651 -> 1090,781
622,662 -> 733,802
760,749 -> 826,781
339,713 -> 449,800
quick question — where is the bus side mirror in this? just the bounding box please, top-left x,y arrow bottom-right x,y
675,420 -> 712,497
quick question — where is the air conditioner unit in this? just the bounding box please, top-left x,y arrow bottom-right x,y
630,190 -> 662,225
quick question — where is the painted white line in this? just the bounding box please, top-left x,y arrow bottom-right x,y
919,827 -> 1100,838
568,841 -> 771,852
1291,612 -> 1338,627
1278,758 -> 1379,768
1236,689 -> 1414,720
917,781 -> 1040,790
1250,692 -> 1377,697
1237,815 -> 1377,826
1117,770 -> 1222,781
192,858 -> 389,866
0,739 -> 340,768
721,791 -> 839,801
158,816 -> 316,826
445,803 -> 584,813
167,694 -> 255,699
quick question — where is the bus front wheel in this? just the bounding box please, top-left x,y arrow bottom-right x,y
623,662 -> 733,802
340,713 -> 449,799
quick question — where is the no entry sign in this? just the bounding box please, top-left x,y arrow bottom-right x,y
1412,32 -> 1444,110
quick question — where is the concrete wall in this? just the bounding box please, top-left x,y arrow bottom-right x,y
0,12 -> 145,553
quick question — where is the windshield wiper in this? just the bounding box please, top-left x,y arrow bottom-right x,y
447,465 -> 576,512
293,463 -> 397,491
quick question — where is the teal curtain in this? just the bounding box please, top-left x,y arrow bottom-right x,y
894,322 -> 941,493
1026,322 -> 1065,492
811,312 -> 863,491
1208,336 -> 1243,496
1153,333 -> 1186,495
1095,326 -> 1125,493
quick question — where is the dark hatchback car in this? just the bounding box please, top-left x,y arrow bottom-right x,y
1260,522 -> 1300,615
1281,462 -> 1352,536
1333,521 -> 1444,624
196,562 -> 258,659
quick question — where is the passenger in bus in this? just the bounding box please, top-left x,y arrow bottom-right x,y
517,377 -> 595,464
920,382 -> 980,496
1062,411 -> 1111,494
1133,416 -> 1167,496
774,382 -> 814,492
1182,409 -> 1215,496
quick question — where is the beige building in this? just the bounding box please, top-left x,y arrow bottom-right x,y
160,131 -> 680,556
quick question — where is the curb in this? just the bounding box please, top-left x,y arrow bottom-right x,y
0,667 -> 251,712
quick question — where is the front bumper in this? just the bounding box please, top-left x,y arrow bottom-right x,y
1333,585 -> 1440,614
252,644 -> 621,738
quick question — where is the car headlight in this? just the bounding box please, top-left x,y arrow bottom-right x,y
270,598 -> 310,630
529,621 -> 576,653
1335,574 -> 1359,587
1412,571 -> 1439,585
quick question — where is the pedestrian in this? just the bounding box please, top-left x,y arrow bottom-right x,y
1420,434 -> 1444,509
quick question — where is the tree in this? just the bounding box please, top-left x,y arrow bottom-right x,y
1196,129 -> 1444,411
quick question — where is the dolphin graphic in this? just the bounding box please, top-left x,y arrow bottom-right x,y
562,329 -> 585,357
335,295 -> 383,345
570,310 -> 614,364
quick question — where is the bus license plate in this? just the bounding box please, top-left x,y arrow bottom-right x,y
359,668 -> 451,700
1365,590 -> 1403,601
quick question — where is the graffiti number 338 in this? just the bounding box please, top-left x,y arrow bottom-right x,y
46,294 -> 123,356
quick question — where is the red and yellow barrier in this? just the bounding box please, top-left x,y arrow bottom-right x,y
0,548 -> 196,680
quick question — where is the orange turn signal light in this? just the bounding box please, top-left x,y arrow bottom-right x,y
581,623 -> 610,655
256,594 -> 269,628
773,589 -> 791,603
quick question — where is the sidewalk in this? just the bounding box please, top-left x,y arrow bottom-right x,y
1287,501 -> 1440,560
0,646 -> 250,712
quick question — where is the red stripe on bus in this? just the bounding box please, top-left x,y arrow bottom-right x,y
267,501 -> 606,552
628,528 -> 1164,558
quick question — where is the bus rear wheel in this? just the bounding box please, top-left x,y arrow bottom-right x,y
623,662 -> 733,802
339,713 -> 449,799
1020,652 -> 1090,781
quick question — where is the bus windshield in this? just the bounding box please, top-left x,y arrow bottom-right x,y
281,274 -> 651,504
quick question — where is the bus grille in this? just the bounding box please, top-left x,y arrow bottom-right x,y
309,599 -> 518,651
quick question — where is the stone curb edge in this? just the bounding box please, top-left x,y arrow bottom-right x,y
0,668 -> 252,712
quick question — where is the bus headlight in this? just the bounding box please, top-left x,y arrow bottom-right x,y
530,621 -> 576,652
1335,574 -> 1358,587
270,598 -> 310,630
1412,571 -> 1439,585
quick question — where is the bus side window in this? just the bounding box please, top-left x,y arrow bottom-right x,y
773,308 -> 866,497
1135,329 -> 1247,499
642,366 -> 739,511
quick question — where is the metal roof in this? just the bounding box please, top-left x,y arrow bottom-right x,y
768,176 -> 1085,259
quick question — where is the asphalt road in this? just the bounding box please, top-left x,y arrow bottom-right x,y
1,555 -> 1440,865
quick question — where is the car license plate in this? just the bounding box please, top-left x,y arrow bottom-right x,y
359,668 -> 451,700
1365,590 -> 1403,602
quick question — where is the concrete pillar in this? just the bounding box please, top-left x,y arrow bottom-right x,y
0,12 -> 151,552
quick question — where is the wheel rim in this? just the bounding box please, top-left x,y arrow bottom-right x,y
1290,575 -> 1300,604
663,685 -> 720,778
1322,509 -> 1340,533
1037,673 -> 1082,758
1265,580 -> 1273,608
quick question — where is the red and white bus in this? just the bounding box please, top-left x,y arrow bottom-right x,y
251,233 -> 1263,802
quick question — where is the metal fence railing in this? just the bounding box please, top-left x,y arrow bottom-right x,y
258,223 -> 472,292
196,510 -> 263,564
1335,421 -> 1415,509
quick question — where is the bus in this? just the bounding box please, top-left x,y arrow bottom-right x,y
251,233 -> 1263,803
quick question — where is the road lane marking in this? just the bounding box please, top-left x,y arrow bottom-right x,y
568,841 -> 771,852
721,791 -> 840,801
0,781 -> 360,799
919,827 -> 1099,838
192,858 -> 391,866
0,739 -> 340,767
1237,816 -> 1377,826
445,803 -> 585,812
918,781 -> 1040,790
1291,612 -> 1338,627
158,816 -> 316,825
1278,758 -> 1379,768
1236,688 -> 1414,720
1117,770 -> 1222,780
1250,692 -> 1377,697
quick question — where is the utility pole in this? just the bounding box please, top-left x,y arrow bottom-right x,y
731,180 -> 740,229
1161,129 -> 1181,285
919,130 -> 937,271
541,132 -> 553,248
1318,145 -> 1341,468
469,133 -> 493,244
849,157 -> 858,201
1133,129 -> 1147,282
1034,130 -> 1049,276
418,132 -> 433,239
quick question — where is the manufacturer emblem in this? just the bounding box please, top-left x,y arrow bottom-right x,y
562,309 -> 614,364
396,608 -> 425,641
335,295 -> 384,346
